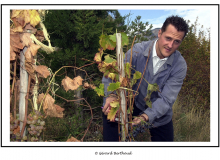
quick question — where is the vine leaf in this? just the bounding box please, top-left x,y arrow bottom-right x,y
125,62 -> 131,78
107,100 -> 120,121
34,65 -> 50,78
110,100 -> 120,108
66,136 -> 80,142
109,32 -> 128,47
83,82 -> 96,89
121,32 -> 129,46
99,34 -> 116,51
97,55 -> 118,80
38,93 -> 65,118
109,33 -> 116,42
35,30 -> 45,42
94,83 -> 104,96
94,48 -> 103,63
20,32 -> 32,47
30,43 -> 41,56
107,82 -> 121,92
130,71 -> 142,86
13,126 -> 20,135
120,76 -> 128,87
29,10 -> 41,27
144,83 -> 160,108
10,30 -> 23,61
104,54 -> 116,64
11,10 -> 41,27
61,76 -> 83,92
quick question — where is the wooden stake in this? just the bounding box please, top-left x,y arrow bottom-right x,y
19,47 -> 28,137
116,33 -> 127,141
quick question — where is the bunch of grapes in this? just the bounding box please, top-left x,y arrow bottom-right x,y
119,122 -> 152,142
10,118 -> 19,135
27,110 -> 45,142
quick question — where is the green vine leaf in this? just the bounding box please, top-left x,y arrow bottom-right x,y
121,32 -> 129,46
125,62 -> 131,78
144,83 -> 160,108
110,100 -> 120,108
99,34 -> 116,51
107,82 -> 121,92
109,33 -> 116,42
107,105 -> 119,122
94,83 -> 104,96
130,71 -> 142,86
133,71 -> 142,79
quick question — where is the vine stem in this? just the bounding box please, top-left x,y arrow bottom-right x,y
10,57 -> 17,103
38,66 -> 88,112
128,35 -> 136,132
131,42 -> 154,108
13,82 -> 18,120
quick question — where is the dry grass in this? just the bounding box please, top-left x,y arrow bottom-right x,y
172,97 -> 210,142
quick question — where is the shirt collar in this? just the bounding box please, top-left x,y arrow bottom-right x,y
142,39 -> 175,66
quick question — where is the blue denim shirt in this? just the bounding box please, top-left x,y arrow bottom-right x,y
102,40 -> 187,127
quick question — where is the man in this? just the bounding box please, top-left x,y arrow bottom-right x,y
102,15 -> 188,141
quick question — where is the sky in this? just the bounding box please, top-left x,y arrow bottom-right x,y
118,9 -> 211,35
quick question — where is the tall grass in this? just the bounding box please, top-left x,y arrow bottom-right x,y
172,97 -> 210,142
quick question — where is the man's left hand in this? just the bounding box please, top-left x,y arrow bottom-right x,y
132,113 -> 149,125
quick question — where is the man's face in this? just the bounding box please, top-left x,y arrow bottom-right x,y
156,24 -> 185,59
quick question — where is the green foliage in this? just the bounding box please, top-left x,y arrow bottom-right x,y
144,83 -> 160,108
178,17 -> 210,111
94,83 -> 104,96
107,82 -> 121,92
126,15 -> 153,47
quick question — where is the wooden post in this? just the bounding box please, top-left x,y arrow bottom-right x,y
116,33 -> 127,141
19,47 -> 28,137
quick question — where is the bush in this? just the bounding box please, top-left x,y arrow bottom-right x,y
178,18 -> 210,111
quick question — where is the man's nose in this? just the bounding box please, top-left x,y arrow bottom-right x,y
168,41 -> 173,48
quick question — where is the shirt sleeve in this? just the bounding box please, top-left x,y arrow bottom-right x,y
144,59 -> 187,124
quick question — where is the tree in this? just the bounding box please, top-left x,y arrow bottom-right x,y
126,15 -> 153,47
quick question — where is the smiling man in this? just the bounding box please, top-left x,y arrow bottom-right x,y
102,15 -> 188,141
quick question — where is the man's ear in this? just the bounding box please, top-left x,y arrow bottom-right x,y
158,29 -> 162,38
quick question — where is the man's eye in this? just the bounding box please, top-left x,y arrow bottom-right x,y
166,37 -> 171,40
174,40 -> 180,44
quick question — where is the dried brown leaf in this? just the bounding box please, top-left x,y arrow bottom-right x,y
23,10 -> 30,27
10,46 -> 16,61
13,126 -> 20,135
35,30 -> 44,42
84,82 -> 96,89
66,136 -> 80,142
10,30 -> 23,51
12,25 -> 23,32
30,43 -> 41,56
61,76 -> 83,92
23,23 -> 37,34
38,93 -> 64,118
20,32 -> 32,47
23,48 -> 35,80
34,65 -> 50,78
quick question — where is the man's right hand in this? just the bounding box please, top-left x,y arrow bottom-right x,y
102,95 -> 117,115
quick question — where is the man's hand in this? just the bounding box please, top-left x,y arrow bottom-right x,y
132,113 -> 149,125
102,95 -> 117,115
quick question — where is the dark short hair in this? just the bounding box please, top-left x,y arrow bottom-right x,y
161,15 -> 189,39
